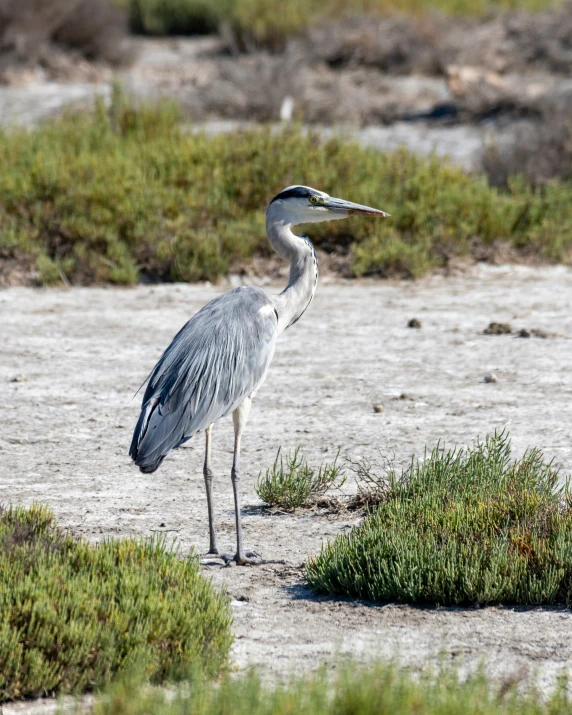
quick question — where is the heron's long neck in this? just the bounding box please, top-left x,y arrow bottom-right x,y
266,209 -> 318,335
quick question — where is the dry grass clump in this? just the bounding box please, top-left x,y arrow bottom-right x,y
255,448 -> 345,510
0,504 -> 232,703
343,450 -> 394,510
307,432 -> 572,606
0,0 -> 130,80
484,117 -> 572,187
307,4 -> 572,81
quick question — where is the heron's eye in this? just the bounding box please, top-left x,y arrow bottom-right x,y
309,196 -> 319,204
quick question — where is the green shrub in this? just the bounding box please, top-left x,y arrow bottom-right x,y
0,504 -> 232,703
126,0 -> 228,35
306,432 -> 572,606
89,660 -> 572,715
1,94 -> 571,286
255,447 -> 345,510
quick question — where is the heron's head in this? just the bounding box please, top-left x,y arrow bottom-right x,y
268,185 -> 389,226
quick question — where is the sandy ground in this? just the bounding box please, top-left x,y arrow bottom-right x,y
2,265 -> 572,708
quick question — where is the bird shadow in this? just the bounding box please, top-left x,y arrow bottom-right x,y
284,580 -> 401,609
283,580 -> 572,615
241,504 -> 297,518
242,503 -> 341,519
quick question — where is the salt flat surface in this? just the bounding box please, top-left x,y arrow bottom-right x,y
2,266 -> 572,710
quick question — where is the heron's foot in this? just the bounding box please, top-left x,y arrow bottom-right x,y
222,549 -> 263,566
203,547 -> 220,558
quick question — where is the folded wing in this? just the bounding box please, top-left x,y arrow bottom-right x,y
129,286 -> 278,473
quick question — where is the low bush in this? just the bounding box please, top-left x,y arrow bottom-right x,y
1,94 -> 571,286
89,660 -> 572,715
306,432 -> 572,606
483,116 -> 572,187
255,447 -> 345,509
0,504 -> 232,703
123,0 -> 563,48
125,0 -> 226,36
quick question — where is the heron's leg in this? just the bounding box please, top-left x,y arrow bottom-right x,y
203,424 -> 218,555
226,397 -> 261,566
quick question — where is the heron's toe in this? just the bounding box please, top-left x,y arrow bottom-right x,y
244,549 -> 262,559
222,549 -> 263,566
236,554 -> 263,566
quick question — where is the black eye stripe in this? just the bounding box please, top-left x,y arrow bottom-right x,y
270,187 -> 318,203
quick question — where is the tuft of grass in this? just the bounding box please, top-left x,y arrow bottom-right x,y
255,447 -> 345,510
86,659 -> 572,715
1,93 -> 572,286
306,432 -> 572,606
0,504 -> 232,703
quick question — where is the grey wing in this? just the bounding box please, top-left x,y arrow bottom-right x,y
129,286 -> 277,473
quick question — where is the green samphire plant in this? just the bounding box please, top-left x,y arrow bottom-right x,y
307,432 -> 572,606
0,504 -> 232,702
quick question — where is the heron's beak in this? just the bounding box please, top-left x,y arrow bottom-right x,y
326,197 -> 390,218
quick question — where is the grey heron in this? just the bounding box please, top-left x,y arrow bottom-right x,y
129,185 -> 388,565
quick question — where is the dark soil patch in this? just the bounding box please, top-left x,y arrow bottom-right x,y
483,322 -> 513,335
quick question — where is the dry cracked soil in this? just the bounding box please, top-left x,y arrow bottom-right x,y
2,265 -> 572,710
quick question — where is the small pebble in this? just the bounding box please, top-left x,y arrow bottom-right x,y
484,373 -> 498,383
373,404 -> 384,413
408,318 -> 421,329
516,328 -> 548,339
159,522 -> 166,527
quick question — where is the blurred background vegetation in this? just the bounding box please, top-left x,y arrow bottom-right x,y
1,92 -> 570,286
123,0 -> 565,44
1,0 -> 566,57
0,0 -> 571,284
124,0 -> 558,47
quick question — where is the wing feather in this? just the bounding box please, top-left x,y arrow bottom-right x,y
129,286 -> 277,473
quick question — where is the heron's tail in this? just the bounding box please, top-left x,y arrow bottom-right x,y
129,398 -> 167,473
129,395 -> 194,473
138,456 -> 166,474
